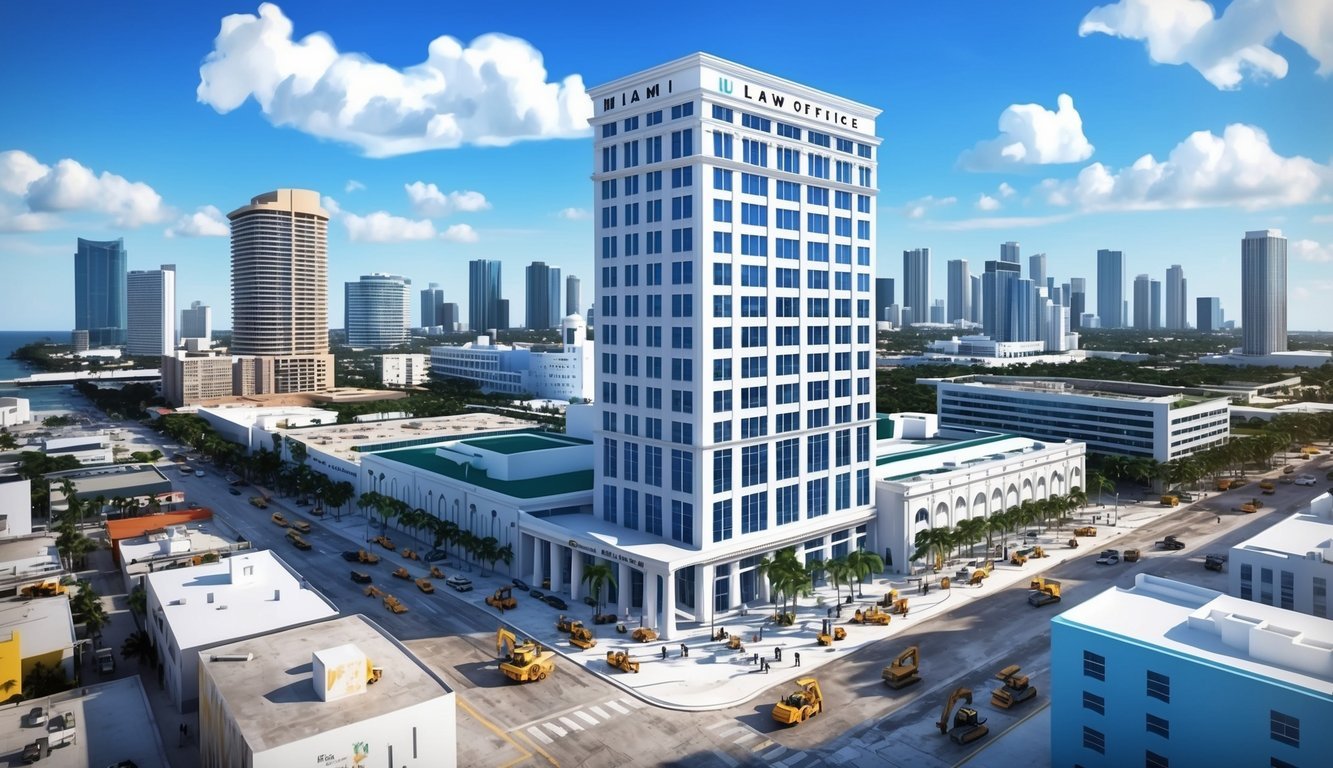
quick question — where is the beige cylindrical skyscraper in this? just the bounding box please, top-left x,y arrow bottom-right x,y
228,189 -> 332,394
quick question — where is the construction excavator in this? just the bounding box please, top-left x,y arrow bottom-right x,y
496,627 -> 555,683
882,645 -> 920,689
1028,577 -> 1062,607
771,677 -> 824,726
631,627 -> 658,643
816,618 -> 847,646
992,664 -> 1038,708
938,687 -> 988,745
605,650 -> 640,673
852,606 -> 891,626
486,586 -> 518,610
570,625 -> 598,650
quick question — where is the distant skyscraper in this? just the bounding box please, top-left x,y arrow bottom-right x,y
1133,274 -> 1152,329
1197,297 -> 1222,333
525,261 -> 562,329
566,275 -> 581,317
1165,265 -> 1187,330
1097,249 -> 1125,328
74,237 -> 128,347
1000,241 -> 1020,264
1069,278 -> 1086,330
930,300 -> 946,324
497,299 -> 510,331
441,303 -> 459,331
346,273 -> 411,348
421,283 -> 444,328
982,260 -> 1022,341
1241,229 -> 1287,355
1150,279 -> 1162,329
468,259 -> 503,332
229,188 -> 332,393
875,278 -> 894,323
1028,253 -> 1046,285
126,265 -> 176,356
903,248 -> 931,325
180,300 -> 211,341
946,259 -> 970,323
969,275 -> 983,324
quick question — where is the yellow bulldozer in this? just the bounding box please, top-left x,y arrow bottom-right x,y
938,687 -> 988,745
356,549 -> 380,565
816,618 -> 846,646
1028,577 -> 1062,607
882,645 -> 920,689
631,627 -> 658,643
486,586 -> 518,610
771,677 -> 824,726
605,650 -> 640,673
556,615 -> 583,633
392,566 -> 411,580
991,664 -> 1037,708
852,606 -> 891,626
570,625 -> 597,650
415,577 -> 435,594
496,627 -> 555,683
968,568 -> 989,586
383,595 -> 408,614
20,580 -> 66,598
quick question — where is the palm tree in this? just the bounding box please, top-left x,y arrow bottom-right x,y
327,481 -> 356,521
120,629 -> 155,667
824,557 -> 851,607
955,517 -> 988,560
476,536 -> 500,576
911,526 -> 955,571
496,542 -> 514,574
844,549 -> 884,597
1086,472 -> 1115,507
580,562 -> 618,618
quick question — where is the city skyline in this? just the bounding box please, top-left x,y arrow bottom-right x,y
1,2 -> 1329,332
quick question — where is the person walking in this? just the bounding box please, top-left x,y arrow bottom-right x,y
661,645 -> 668,660
752,652 -> 759,666
681,643 -> 689,658
794,652 -> 801,667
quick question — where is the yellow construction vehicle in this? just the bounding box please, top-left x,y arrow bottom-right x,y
556,615 -> 582,633
878,589 -> 898,608
1031,546 -> 1047,558
991,664 -> 1037,708
415,577 -> 435,594
1260,480 -> 1276,495
496,627 -> 555,683
429,565 -> 446,579
605,650 -> 640,673
631,627 -> 658,643
853,606 -> 891,626
1216,478 -> 1233,491
383,595 -> 408,614
891,597 -> 910,615
1241,502 -> 1258,514
1010,551 -> 1028,567
373,534 -> 396,551
882,645 -> 920,689
392,566 -> 411,580
357,549 -> 380,565
1074,526 -> 1096,537
771,677 -> 824,726
1028,577 -> 1061,607
270,512 -> 288,527
285,530 -> 312,550
401,548 -> 420,560
364,585 -> 384,599
1160,494 -> 1180,507
938,687 -> 988,745
570,625 -> 597,650
816,618 -> 846,646
486,586 -> 518,610
366,660 -> 384,685
968,568 -> 989,586
291,519 -> 312,533
727,634 -> 745,652
19,580 -> 66,598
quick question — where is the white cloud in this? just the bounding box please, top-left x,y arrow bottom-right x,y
902,195 -> 957,219
440,223 -> 479,243
0,149 -> 170,228
959,94 -> 1094,171
1292,239 -> 1333,262
197,3 -> 594,157
557,207 -> 590,220
321,195 -> 341,215
344,179 -> 365,193
165,205 -> 229,237
404,182 -> 490,217
1042,123 -> 1328,212
1079,0 -> 1333,89
0,150 -> 49,196
998,182 -> 1017,198
976,194 -> 1002,211
342,211 -> 437,242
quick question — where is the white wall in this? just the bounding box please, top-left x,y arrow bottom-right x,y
0,478 -> 33,538
251,695 -> 456,768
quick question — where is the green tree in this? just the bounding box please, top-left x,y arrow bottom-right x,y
0,429 -> 17,451
120,629 -> 155,667
580,562 -> 618,618
844,548 -> 884,597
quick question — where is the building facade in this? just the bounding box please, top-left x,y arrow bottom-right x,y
126,265 -> 176,356
1242,229 -> 1287,355
379,353 -> 431,387
566,274 -> 581,317
1196,296 -> 1222,333
1068,277 -> 1086,330
1028,252 -> 1046,285
180,300 -> 212,341
346,273 -> 411,349
874,277 -> 893,324
525,261 -> 562,329
162,348 -> 234,406
429,315 -> 593,401
946,259 -> 970,323
903,248 -> 930,325
1230,492 -> 1333,619
468,259 -> 503,332
1000,241 -> 1019,264
1097,249 -> 1124,329
1132,274 -> 1151,329
74,237 -> 128,347
420,283 -> 444,328
228,189 -> 333,393
1165,264 -> 1186,330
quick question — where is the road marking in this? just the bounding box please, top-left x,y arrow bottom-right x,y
710,750 -> 740,768
543,722 -> 567,738
715,726 -> 747,740
762,745 -> 788,760
526,726 -> 554,745
558,716 -> 582,732
621,696 -> 648,709
605,699 -> 630,714
589,705 -> 610,720
706,720 -> 731,731
734,731 -> 759,745
457,698 -> 533,768
750,738 -> 774,752
576,711 -> 599,726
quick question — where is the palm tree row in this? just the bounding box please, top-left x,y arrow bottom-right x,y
911,489 -> 1087,570
355,492 -> 514,577
755,547 -> 885,623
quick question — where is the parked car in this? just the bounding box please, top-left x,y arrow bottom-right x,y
445,576 -> 473,592
228,488 -> 241,496
529,589 -> 545,600
544,595 -> 569,610
350,570 -> 372,584
1156,535 -> 1186,550
1096,549 -> 1121,565
195,470 -> 206,477
422,549 -> 448,562
511,578 -> 530,591
1294,475 -> 1317,486
340,551 -> 361,562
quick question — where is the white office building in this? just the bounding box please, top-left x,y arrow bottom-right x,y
126,264 -> 176,356
379,353 -> 431,387
1230,491 -> 1333,618
928,375 -> 1230,461
144,550 -> 339,712
0,396 -> 30,427
430,314 -> 593,402
1052,573 -> 1333,767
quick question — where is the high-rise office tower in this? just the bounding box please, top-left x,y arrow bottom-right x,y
1096,249 -> 1125,328
982,260 -> 1022,341
1000,241 -> 1020,264
1028,253 -> 1046,286
588,55 -> 879,631
566,275 -> 581,317
903,248 -> 931,325
228,188 -> 332,393
126,265 -> 176,356
421,282 -> 444,328
1132,274 -> 1152,329
468,259 -> 503,332
1196,297 -> 1222,333
74,237 -> 128,347
1069,278 -> 1086,330
1164,265 -> 1187,330
874,278 -> 894,323
969,275 -> 983,324
345,273 -> 411,348
525,261 -> 562,329
497,299 -> 510,331
1241,229 -> 1287,355
929,300 -> 946,324
180,300 -> 212,342
441,303 -> 460,332
1150,279 -> 1162,329
946,259 -> 970,323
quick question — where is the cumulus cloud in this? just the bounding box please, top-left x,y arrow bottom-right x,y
404,182 -> 490,217
165,205 -> 229,237
902,195 -> 957,220
998,182 -> 1017,198
959,94 -> 1094,171
440,223 -> 479,243
342,211 -> 437,242
0,149 -> 170,229
557,207 -> 590,220
1292,239 -> 1333,262
196,3 -> 594,157
1080,0 -> 1333,89
344,179 -> 365,193
976,194 -> 1002,211
1041,123 -> 1328,212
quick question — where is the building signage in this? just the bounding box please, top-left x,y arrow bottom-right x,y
567,539 -> 644,568
715,76 -> 864,132
601,79 -> 673,113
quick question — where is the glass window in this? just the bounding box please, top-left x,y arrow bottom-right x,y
1083,650 -> 1105,681
711,104 -> 733,122
1270,711 -> 1299,747
713,168 -> 733,191
1082,726 -> 1105,755
1146,671 -> 1170,703
712,499 -> 732,543
670,102 -> 694,119
1146,713 -> 1169,739
1146,751 -> 1169,768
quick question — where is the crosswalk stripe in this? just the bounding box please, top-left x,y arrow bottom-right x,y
762,745 -> 788,760
622,696 -> 648,709
590,705 -> 610,720
716,726 -> 747,740
749,738 -> 774,752
526,726 -> 553,745
734,731 -> 759,745
706,720 -> 731,731
576,711 -> 599,726
559,716 -> 583,732
711,750 -> 740,768
543,722 -> 567,738
605,700 -> 630,714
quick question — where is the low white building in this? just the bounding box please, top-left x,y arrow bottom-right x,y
196,406 -> 340,454
117,517 -> 245,594
429,314 -> 593,402
0,478 -> 32,538
379,353 -> 430,387
1200,349 -> 1333,368
198,614 -> 455,768
0,396 -> 30,427
41,434 -> 113,465
0,593 -> 76,685
144,550 -> 338,712
0,676 -> 170,768
1230,491 -> 1333,618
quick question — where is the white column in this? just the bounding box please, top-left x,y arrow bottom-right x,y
695,563 -> 714,627
569,552 -> 584,603
661,568 -> 676,641
643,570 -> 658,631
617,562 -> 633,617
531,539 -> 545,587
550,546 -> 564,593
730,564 -> 743,609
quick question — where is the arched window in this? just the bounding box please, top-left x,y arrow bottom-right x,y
914,509 -> 929,523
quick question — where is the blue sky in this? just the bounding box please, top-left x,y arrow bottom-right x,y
1,1 -> 1329,332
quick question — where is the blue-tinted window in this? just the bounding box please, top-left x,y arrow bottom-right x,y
712,499 -> 733,542
671,500 -> 693,544
713,168 -> 733,191
601,122 -> 617,138
670,102 -> 694,119
646,110 -> 662,126
711,105 -> 733,122
741,113 -> 771,132
741,491 -> 767,533
645,494 -> 662,534
776,122 -> 800,140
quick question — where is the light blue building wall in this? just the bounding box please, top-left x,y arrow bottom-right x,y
1052,574 -> 1333,768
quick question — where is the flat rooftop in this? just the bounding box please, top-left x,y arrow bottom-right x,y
0,595 -> 74,660
931,375 -> 1231,405
457,432 -> 590,455
199,614 -> 452,753
45,463 -> 172,501
874,432 -> 1076,483
379,444 -> 594,500
147,549 -> 337,651
1232,494 -> 1333,561
118,518 -> 238,568
1056,574 -> 1333,697
0,676 -> 169,768
279,412 -> 538,465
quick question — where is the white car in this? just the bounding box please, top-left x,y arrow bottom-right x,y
1294,475 -> 1317,486
195,470 -> 206,477
1096,549 -> 1121,565
445,576 -> 473,592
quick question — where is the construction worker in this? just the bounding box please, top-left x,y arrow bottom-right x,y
661,645 -> 668,660
794,652 -> 801,667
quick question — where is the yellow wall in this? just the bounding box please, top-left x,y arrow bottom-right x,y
0,631 -> 22,701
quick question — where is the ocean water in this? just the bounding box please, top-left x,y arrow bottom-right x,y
0,330 -> 89,413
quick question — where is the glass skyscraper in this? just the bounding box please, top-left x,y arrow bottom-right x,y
468,259 -> 503,332
1097,249 -> 1125,329
1241,229 -> 1287,355
902,248 -> 930,325
525,261 -> 562,329
74,237 -> 128,346
345,273 -> 411,348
